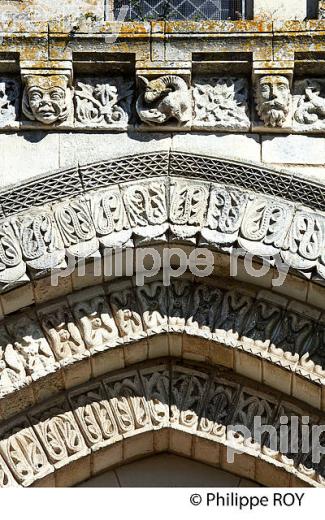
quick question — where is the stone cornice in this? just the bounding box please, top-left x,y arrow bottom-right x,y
3,19 -> 325,36
0,20 -> 325,133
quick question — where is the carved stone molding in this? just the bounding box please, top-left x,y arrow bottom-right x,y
0,277 -> 324,412
254,75 -> 292,129
0,361 -> 323,487
22,74 -> 73,126
136,75 -> 192,128
0,165 -> 324,290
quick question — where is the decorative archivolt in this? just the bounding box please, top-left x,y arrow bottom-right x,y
0,361 -> 323,488
0,277 -> 324,408
0,171 -> 325,291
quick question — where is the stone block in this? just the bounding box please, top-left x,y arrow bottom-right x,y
209,341 -> 234,369
103,248 -> 135,282
0,132 -> 60,189
55,454 -> 91,487
71,258 -> 103,291
62,358 -> 92,390
90,346 -> 125,378
255,455 -> 293,487
1,283 -> 34,315
220,444 -> 256,481
169,428 -> 193,457
0,384 -> 35,421
33,275 -> 72,304
153,429 -> 169,453
172,133 -> 261,163
262,135 -> 325,165
123,431 -> 154,461
124,339 -> 148,365
307,282 -> 325,310
290,473 -> 315,487
32,473 -> 56,487
60,132 -> 171,169
92,442 -> 123,476
292,375 -> 321,409
234,350 -> 262,383
284,165 -> 325,186
32,370 -> 65,404
169,333 -> 183,357
182,334 -> 210,363
233,257 -> 273,289
262,360 -> 292,395
273,272 -> 308,302
193,435 -> 220,467
148,334 -> 169,359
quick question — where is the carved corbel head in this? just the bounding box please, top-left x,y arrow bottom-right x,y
22,74 -> 73,125
254,75 -> 291,128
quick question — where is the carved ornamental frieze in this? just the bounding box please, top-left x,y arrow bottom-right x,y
0,361 -> 324,487
0,173 -> 325,289
1,69 -> 325,132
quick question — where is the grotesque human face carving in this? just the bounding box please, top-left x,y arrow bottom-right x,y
22,75 -> 71,125
255,75 -> 291,127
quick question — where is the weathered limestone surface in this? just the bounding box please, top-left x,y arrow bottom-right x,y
0,168 -> 324,292
0,133 -> 60,187
0,359 -> 324,488
2,132 -> 325,189
0,2 -> 325,490
254,0 -> 308,20
261,134 -> 325,165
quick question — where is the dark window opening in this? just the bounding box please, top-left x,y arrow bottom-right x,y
114,0 -> 246,21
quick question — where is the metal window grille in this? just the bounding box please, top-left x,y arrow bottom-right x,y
114,0 -> 245,21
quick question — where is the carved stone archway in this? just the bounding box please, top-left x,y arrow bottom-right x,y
0,151 -> 324,291
0,360 -> 323,488
0,152 -> 324,487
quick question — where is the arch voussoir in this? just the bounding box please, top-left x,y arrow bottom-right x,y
0,360 -> 323,488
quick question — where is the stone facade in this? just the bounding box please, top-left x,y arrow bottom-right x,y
0,0 -> 325,488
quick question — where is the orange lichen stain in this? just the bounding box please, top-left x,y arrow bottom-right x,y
165,19 -> 272,34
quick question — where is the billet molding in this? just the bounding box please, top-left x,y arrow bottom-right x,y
0,361 -> 323,488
